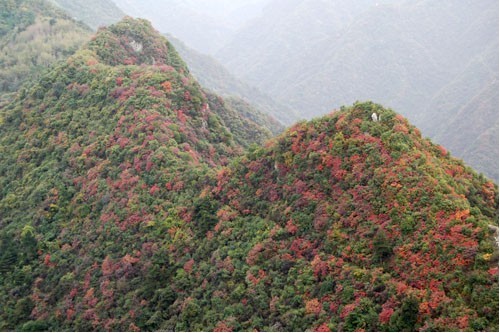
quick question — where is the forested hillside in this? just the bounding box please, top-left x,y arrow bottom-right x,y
106,0 -> 498,181
189,102 -> 498,331
0,0 -> 91,94
47,0 -> 294,128
0,7 -> 497,333
0,17 -> 275,330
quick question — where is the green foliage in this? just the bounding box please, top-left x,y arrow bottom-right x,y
87,17 -> 189,73
0,11 -> 497,332
389,296 -> 420,332
0,0 -> 91,94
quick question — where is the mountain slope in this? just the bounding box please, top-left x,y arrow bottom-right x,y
0,0 -> 91,94
0,11 -> 497,332
0,17 -> 274,330
216,0 -> 379,90
1,81 -> 497,331
197,102 -> 498,331
167,33 -> 297,126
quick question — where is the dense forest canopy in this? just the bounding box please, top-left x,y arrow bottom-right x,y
0,2 -> 498,332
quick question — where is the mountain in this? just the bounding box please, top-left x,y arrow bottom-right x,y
216,0 -> 380,91
48,0 -> 126,29
167,33 -> 298,126
425,43 -> 499,181
199,102 -> 499,331
1,25 -> 498,326
0,4 -> 498,330
22,0 -> 288,130
215,0 -> 499,181
0,0 -> 91,94
0,17 -> 276,330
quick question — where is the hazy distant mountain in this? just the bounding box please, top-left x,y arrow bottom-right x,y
215,0 -> 499,180
49,0 -> 125,29
426,42 -> 499,180
216,0 -> 381,90
167,34 -> 298,126
112,0 -> 270,54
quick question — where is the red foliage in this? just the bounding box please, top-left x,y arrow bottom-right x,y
246,243 -> 264,265
217,206 -> 238,222
330,156 -> 346,180
315,323 -> 330,332
456,315 -> 469,330
286,219 -> 298,235
217,256 -> 235,273
129,323 -> 141,332
149,184 -> 160,195
66,308 -> 76,321
122,254 -> 139,265
379,307 -> 394,324
83,288 -> 98,308
102,256 -> 114,276
43,254 -> 54,267
246,269 -> 266,285
311,255 -> 329,279
69,288 -> 78,299
117,136 -> 129,148
86,58 -> 98,66
437,145 -> 447,156
183,259 -> 195,274
214,321 -> 233,332
289,237 -> 315,258
161,81 -> 172,92
340,303 -> 357,319
305,298 -> 322,315
100,279 -> 114,299
488,267 -> 498,276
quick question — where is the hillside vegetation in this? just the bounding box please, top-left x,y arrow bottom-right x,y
192,102 -> 498,331
0,0 -> 91,94
0,15 -> 498,332
44,0 -> 294,128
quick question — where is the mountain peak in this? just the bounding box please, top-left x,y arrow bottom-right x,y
86,17 -> 189,73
